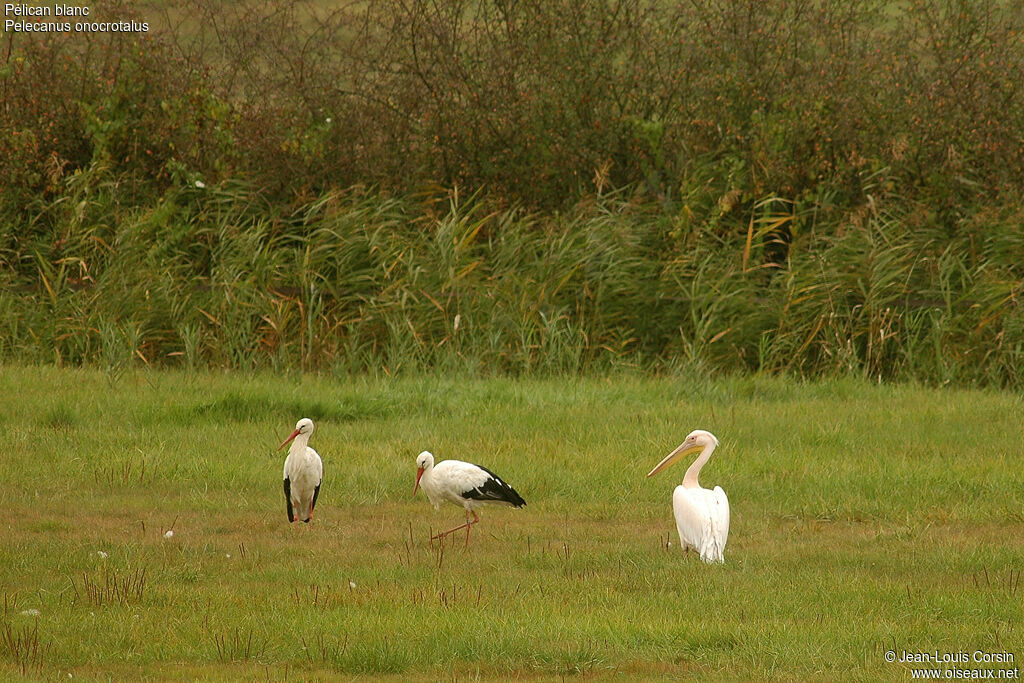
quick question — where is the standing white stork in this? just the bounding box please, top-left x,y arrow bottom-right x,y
646,429 -> 729,564
413,451 -> 526,544
278,418 -> 323,524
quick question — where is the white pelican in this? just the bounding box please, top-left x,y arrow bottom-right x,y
278,418 -> 323,524
413,451 -> 526,544
647,429 -> 729,564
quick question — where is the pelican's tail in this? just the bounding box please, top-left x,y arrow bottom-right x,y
698,537 -> 726,564
698,514 -> 727,564
698,485 -> 729,564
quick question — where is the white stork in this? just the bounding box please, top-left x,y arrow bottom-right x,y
278,418 -> 323,524
413,451 -> 526,544
646,429 -> 729,563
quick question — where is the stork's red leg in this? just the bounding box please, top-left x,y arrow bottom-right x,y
432,509 -> 482,543
430,524 -> 468,540
463,510 -> 482,546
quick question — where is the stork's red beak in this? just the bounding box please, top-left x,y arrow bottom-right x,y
414,467 -> 424,495
278,429 -> 301,450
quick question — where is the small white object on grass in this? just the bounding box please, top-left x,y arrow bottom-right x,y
96,551 -> 108,559
194,180 -> 206,189
348,580 -> 356,589
163,529 -> 174,539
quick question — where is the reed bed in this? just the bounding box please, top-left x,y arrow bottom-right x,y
2,176 -> 1022,387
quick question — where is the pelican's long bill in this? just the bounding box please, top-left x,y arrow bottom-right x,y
414,467 -> 425,494
278,429 -> 301,451
646,442 -> 703,478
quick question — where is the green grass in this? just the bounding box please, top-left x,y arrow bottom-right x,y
1,365 -> 1022,679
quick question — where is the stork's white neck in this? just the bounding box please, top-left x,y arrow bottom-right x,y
682,441 -> 716,489
289,433 -> 311,458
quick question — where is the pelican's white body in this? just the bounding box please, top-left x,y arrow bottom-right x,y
671,482 -> 729,563
648,429 -> 730,564
281,418 -> 323,523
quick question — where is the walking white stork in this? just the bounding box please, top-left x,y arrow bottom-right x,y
278,418 -> 323,524
646,429 -> 730,563
413,451 -> 526,544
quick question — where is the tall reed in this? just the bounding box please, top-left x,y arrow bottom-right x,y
3,172 -> 1022,388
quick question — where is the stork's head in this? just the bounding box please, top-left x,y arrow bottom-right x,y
646,429 -> 719,477
414,450 -> 434,494
278,418 -> 315,450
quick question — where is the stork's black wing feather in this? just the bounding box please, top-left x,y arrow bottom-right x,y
283,477 -> 295,522
461,464 -> 526,507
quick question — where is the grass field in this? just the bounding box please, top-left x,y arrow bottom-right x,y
1,365 -> 1022,679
